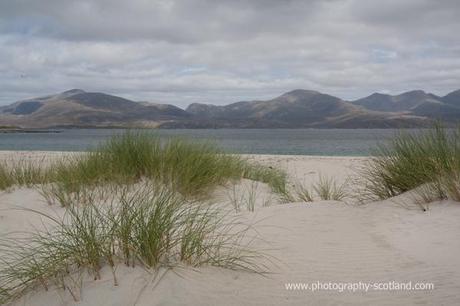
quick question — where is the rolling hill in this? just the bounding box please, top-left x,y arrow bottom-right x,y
351,90 -> 441,112
351,89 -> 460,123
183,89 -> 430,128
0,89 -> 190,128
0,88 -> 459,129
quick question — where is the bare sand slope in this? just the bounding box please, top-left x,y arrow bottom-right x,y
244,154 -> 366,183
1,153 -> 460,305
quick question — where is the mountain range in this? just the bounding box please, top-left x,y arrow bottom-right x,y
1,88 -> 459,129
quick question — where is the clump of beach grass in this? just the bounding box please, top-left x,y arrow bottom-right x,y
0,163 -> 13,191
0,183 -> 264,304
40,181 -> 124,207
0,160 -> 49,191
1,132 -> 285,303
242,162 -> 292,202
360,124 -> 460,204
245,182 -> 260,212
9,160 -> 49,187
294,180 -> 314,202
226,181 -> 268,212
440,170 -> 460,201
37,132 -> 289,202
313,175 -> 348,201
1,132 -> 289,203
410,183 -> 444,211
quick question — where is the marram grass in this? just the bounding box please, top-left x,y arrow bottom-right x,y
360,124 -> 460,204
0,131 -> 290,203
0,131 -> 290,303
0,162 -> 13,190
0,160 -> 49,191
313,175 -> 348,201
0,183 -> 266,304
0,132 -> 284,304
293,180 -> 314,202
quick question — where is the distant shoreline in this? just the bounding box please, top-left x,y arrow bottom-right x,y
0,126 -> 445,131
0,128 -> 61,134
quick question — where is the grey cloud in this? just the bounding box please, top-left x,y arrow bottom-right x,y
0,0 -> 459,107
0,0 -> 326,43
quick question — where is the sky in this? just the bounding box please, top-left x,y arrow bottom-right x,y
0,0 -> 459,108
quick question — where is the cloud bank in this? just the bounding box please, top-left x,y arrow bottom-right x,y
1,0 -> 459,107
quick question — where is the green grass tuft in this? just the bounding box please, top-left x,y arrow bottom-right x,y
37,132 -> 288,202
313,175 -> 348,201
360,124 -> 460,203
0,183 -> 264,304
242,163 -> 291,200
0,163 -> 13,191
1,132 -> 289,202
0,131 -> 285,303
294,180 -> 314,202
0,160 -> 49,191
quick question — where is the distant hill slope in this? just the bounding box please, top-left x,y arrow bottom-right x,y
351,90 -> 443,112
0,89 -> 190,128
350,89 -> 460,124
182,89 -> 430,128
187,90 -> 353,122
442,90 -> 460,107
1,88 -> 459,129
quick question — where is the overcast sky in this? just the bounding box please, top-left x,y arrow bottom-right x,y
0,0 -> 459,107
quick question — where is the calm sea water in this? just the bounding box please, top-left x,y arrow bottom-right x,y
0,129 -> 403,156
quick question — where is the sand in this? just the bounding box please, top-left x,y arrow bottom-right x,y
1,152 -> 460,305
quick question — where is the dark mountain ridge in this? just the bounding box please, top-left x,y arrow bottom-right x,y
1,88 -> 459,129
0,89 -> 190,128
351,90 -> 441,112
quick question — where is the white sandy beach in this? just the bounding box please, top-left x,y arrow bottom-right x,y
1,152 -> 460,305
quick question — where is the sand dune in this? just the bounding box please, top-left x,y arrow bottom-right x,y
1,153 -> 459,305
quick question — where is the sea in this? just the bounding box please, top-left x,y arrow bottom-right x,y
0,128 -> 408,156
